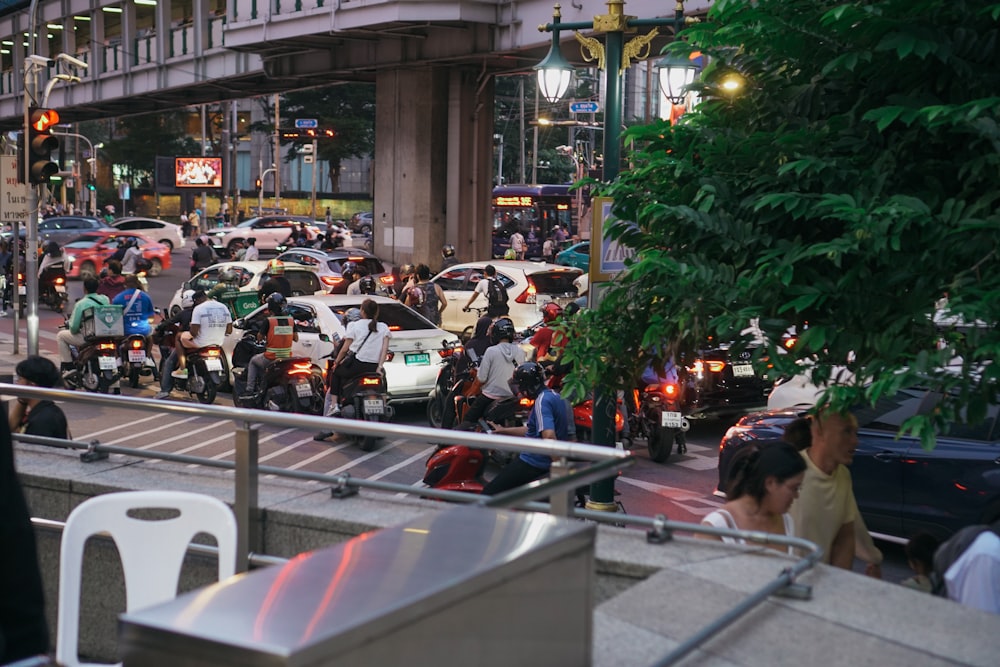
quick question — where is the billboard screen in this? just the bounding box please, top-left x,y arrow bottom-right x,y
175,156 -> 222,188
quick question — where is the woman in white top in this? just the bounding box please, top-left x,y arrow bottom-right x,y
325,298 -> 391,416
700,440 -> 806,554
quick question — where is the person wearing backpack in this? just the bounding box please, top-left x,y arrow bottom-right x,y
405,264 -> 446,326
463,264 -> 509,318
931,518 -> 1000,613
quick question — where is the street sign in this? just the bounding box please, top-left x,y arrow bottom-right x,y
0,155 -> 28,226
303,155 -> 314,164
569,101 -> 600,114
295,118 -> 318,129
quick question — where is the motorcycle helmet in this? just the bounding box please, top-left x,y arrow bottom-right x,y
219,269 -> 238,284
265,292 -> 287,315
358,274 -> 377,295
343,307 -> 362,324
399,263 -> 414,278
542,302 -> 563,323
267,258 -> 285,275
490,317 -> 516,344
341,261 -> 358,280
441,244 -> 455,258
510,362 -> 547,399
181,289 -> 197,309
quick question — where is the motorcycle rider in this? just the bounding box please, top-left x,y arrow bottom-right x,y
243,236 -> 259,261
38,240 -> 68,277
119,237 -> 144,276
344,263 -> 366,295
112,275 -> 157,375
57,277 -> 110,379
323,298 -> 391,417
439,315 -> 494,430
458,317 -> 525,430
207,268 -> 240,301
530,302 -> 566,365
156,290 -> 232,399
440,243 -> 459,272
153,289 -> 196,394
315,308 -> 363,440
97,259 -> 127,300
240,292 -> 299,402
482,362 -> 574,495
393,263 -> 416,300
256,259 -> 292,302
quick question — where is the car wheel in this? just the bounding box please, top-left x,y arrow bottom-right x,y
148,258 -> 163,276
79,261 -> 97,280
169,304 -> 180,317
160,239 -> 174,251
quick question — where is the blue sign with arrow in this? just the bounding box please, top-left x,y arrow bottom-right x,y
569,101 -> 600,114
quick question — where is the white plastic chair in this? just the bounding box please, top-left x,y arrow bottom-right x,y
56,491 -> 238,667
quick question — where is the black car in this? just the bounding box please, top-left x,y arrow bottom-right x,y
717,389 -> 1000,542
1,216 -> 111,247
680,344 -> 771,420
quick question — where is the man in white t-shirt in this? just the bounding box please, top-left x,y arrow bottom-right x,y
509,230 -> 526,260
942,525 -> 1000,614
155,291 -> 232,399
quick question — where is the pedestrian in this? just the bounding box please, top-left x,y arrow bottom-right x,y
180,210 -> 191,238
325,206 -> 333,225
553,224 -> 567,244
405,264 -> 447,326
931,518 -> 1000,613
0,410 -> 49,664
394,263 -> 416,300
543,236 -> 556,264
699,441 -> 806,553
58,277 -> 110,379
243,236 -> 259,261
189,208 -> 201,238
509,228 -> 525,260
9,356 -> 69,439
190,236 -> 214,276
900,533 -> 940,593
788,410 -> 862,569
482,362 -> 573,495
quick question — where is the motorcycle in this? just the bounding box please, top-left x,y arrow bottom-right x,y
635,380 -> 689,463
62,327 -> 123,394
426,341 -> 478,428
39,266 -> 69,313
230,334 -> 325,414
120,333 -> 158,388
320,348 -> 394,452
174,345 -> 228,404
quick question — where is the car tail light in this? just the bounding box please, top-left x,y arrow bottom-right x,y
287,362 -> 314,376
514,278 -> 537,304
689,359 -> 725,374
362,376 -> 381,386
321,275 -> 343,287
439,345 -> 463,358
130,338 -> 144,350
783,337 -> 797,350
380,275 -> 395,286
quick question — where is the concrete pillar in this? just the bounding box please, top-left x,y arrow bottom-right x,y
374,66 -> 494,270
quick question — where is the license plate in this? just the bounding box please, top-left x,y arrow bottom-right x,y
405,353 -> 430,366
18,286 -> 25,295
661,411 -> 684,428
55,285 -> 66,293
98,356 -> 117,370
294,382 -> 313,398
363,398 -> 385,415
204,357 -> 223,372
127,350 -> 146,363
731,363 -> 755,377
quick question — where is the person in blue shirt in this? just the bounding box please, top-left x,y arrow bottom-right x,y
482,362 -> 574,495
111,274 -> 156,337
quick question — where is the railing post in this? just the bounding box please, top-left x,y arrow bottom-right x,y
234,422 -> 259,573
549,458 -> 572,517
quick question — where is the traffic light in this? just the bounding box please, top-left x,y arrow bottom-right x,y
254,177 -> 262,192
27,106 -> 60,185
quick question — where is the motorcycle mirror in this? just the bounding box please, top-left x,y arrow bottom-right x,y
318,333 -> 331,342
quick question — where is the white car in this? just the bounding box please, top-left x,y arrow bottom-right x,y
167,260 -> 325,317
226,294 -> 460,403
111,217 -> 186,251
208,215 -> 321,255
431,260 -> 583,336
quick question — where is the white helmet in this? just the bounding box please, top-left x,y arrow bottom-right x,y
181,289 -> 196,309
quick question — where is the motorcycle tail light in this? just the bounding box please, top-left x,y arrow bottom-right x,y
615,410 -> 624,430
519,397 -> 534,409
204,348 -> 220,357
439,345 -> 462,358
98,342 -> 116,351
362,376 -> 381,386
514,278 -> 536,304
663,383 -> 678,397
287,362 -> 314,376
54,276 -> 65,285
131,338 -> 144,349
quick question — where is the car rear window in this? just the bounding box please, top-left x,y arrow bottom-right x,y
327,302 -> 436,330
285,270 -> 321,296
529,270 -> 581,295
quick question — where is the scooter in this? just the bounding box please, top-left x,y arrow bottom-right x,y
172,345 -> 227,404
230,335 -> 325,413
62,327 -> 123,394
318,347 -> 394,451
120,333 -> 158,388
39,266 -> 69,313
426,342 -> 478,428
636,380 -> 689,463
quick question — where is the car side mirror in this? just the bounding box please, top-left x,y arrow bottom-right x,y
233,318 -> 245,329
318,333 -> 331,343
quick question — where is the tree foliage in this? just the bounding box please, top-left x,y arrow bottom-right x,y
562,0 -> 1000,447
99,111 -> 200,183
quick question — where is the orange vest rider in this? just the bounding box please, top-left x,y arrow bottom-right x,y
264,316 -> 295,360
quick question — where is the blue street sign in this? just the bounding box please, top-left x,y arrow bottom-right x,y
569,101 -> 600,114
295,118 -> 318,129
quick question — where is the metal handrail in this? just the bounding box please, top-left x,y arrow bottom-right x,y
7,384 -> 824,665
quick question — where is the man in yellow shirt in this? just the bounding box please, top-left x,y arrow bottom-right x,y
789,411 -> 860,569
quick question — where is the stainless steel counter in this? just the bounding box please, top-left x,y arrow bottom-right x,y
120,506 -> 596,666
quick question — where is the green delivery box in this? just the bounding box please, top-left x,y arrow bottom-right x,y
81,304 -> 125,340
221,291 -> 261,319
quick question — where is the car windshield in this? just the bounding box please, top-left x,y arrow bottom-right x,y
327,302 -> 436,331
530,270 -> 581,294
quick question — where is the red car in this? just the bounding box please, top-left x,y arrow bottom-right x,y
63,230 -> 172,280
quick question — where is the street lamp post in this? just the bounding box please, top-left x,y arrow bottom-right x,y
536,0 -> 693,511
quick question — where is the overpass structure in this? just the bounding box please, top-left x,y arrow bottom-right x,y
0,0 -> 710,264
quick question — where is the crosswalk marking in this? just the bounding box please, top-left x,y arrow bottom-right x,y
367,446 -> 435,481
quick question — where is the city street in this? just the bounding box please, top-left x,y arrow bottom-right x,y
2,249 -> 908,579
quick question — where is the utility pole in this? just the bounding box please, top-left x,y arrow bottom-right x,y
273,94 -> 281,210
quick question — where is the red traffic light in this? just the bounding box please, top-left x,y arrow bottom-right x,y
30,108 -> 59,132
